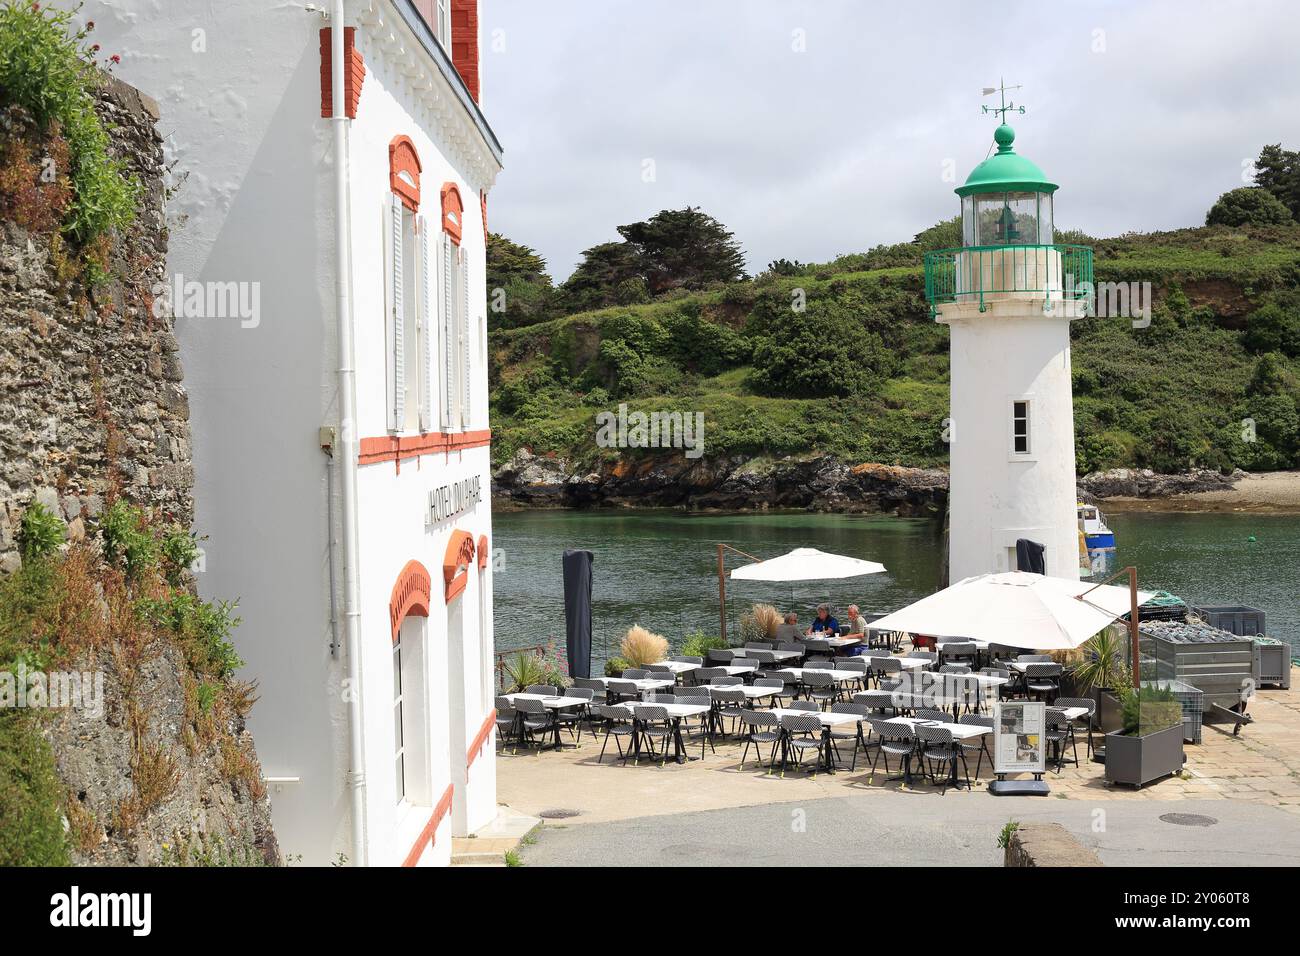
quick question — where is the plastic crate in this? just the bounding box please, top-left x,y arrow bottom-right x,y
1144,679 -> 1204,744
1191,605 -> 1267,637
1254,639 -> 1292,690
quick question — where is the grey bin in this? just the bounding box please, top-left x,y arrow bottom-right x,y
1191,605 -> 1267,637
1253,639 -> 1292,690
1144,679 -> 1204,744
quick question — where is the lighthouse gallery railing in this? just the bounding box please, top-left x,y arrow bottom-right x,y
923,243 -> 1093,317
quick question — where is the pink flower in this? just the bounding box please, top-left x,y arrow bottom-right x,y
110,54 -> 121,64
91,43 -> 100,52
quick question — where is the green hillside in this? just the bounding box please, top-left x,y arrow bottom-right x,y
488,223 -> 1300,477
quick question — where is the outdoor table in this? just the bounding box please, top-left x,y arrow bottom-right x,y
891,716 -> 991,789
768,707 -> 861,774
714,663 -> 758,677
501,693 -> 590,751
767,649 -> 803,662
613,701 -> 713,763
590,676 -> 676,692
654,661 -> 700,676
889,691 -> 969,720
778,667 -> 861,683
895,657 -> 929,670
703,683 -> 775,700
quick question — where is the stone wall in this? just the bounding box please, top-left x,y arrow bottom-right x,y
1004,823 -> 1104,867
0,76 -> 191,572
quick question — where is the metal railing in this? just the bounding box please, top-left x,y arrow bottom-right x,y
493,644 -> 548,692
923,244 -> 1093,317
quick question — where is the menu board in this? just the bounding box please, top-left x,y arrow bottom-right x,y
992,700 -> 1046,774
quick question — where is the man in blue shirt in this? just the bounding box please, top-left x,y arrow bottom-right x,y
807,604 -> 839,635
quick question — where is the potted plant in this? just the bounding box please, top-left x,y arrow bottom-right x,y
1103,685 -> 1185,788
681,631 -> 728,660
1072,625 -> 1132,737
620,625 -> 669,669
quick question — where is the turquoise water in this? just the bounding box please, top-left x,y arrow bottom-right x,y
491,508 -> 1298,668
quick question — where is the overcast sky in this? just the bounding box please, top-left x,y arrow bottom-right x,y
481,0 -> 1300,282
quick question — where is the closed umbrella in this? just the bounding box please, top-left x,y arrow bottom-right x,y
868,571 -> 1154,650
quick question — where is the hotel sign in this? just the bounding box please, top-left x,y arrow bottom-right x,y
427,475 -> 482,525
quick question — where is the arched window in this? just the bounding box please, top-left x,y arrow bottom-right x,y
440,182 -> 464,244
389,135 -> 422,211
443,529 -> 476,603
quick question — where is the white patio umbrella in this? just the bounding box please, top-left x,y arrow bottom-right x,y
729,547 -> 886,582
867,571 -> 1154,650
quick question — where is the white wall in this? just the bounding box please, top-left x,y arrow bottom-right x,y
942,298 -> 1081,582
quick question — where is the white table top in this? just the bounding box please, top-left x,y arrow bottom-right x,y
804,635 -> 861,647
935,638 -> 992,650
615,701 -> 711,719
778,668 -> 862,682
713,664 -> 758,676
1007,661 -> 1055,673
594,676 -> 676,691
655,661 -> 699,674
895,657 -> 929,670
1058,706 -> 1088,721
768,649 -> 804,661
704,683 -> 774,698
890,717 -> 990,740
504,693 -> 589,709
769,708 -> 860,727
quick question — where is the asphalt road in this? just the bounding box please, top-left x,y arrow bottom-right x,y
518,795 -> 1300,867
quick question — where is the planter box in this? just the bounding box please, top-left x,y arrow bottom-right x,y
1104,723 -> 1184,788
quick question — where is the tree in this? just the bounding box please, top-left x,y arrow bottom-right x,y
616,207 -> 747,294
1205,186 -> 1293,227
557,241 -> 644,313
1243,302 -> 1300,357
485,232 -> 555,330
1254,143 -> 1300,220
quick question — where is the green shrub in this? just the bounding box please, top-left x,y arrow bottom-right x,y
161,527 -> 201,587
1206,187 -> 1293,228
0,1 -> 140,243
138,592 -> 244,679
98,500 -> 158,583
603,656 -> 630,677
680,631 -> 728,658
17,502 -> 65,561
1120,685 -> 1183,737
0,712 -> 69,865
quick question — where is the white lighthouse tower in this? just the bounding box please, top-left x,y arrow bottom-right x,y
927,88 -> 1093,581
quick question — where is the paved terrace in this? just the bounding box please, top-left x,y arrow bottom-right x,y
498,666 -> 1300,841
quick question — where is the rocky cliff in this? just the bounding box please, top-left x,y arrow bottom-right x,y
0,74 -> 277,866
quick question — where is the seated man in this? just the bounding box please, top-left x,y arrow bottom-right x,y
775,612 -> 801,641
806,604 -> 839,636
845,604 -> 870,635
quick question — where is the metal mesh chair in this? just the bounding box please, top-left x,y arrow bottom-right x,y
1025,663 -> 1063,703
915,708 -> 950,724
605,679 -> 640,703
777,642 -> 807,659
514,697 -> 555,755
670,655 -> 703,664
874,656 -> 903,689
853,690 -> 895,716
958,713 -> 995,777
739,709 -> 780,771
916,722 -> 969,793
778,713 -> 826,776
596,704 -> 635,764
744,642 -> 774,651
836,658 -> 870,693
867,718 -> 916,783
939,642 -> 978,669
788,700 -> 820,712
939,663 -> 971,674
631,704 -> 674,766
829,702 -> 870,770
694,667 -> 727,685
554,686 -> 594,742
803,670 -> 839,710
621,668 -> 650,680
495,695 -> 517,753
1054,696 -> 1097,757
746,649 -> 777,668
753,677 -> 789,707
711,687 -> 747,736
712,675 -> 744,687
1044,706 -> 1077,771
525,684 -> 559,696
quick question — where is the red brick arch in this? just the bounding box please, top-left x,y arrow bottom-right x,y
440,182 -> 464,244
389,559 -> 432,642
443,529 -> 476,602
389,135 -> 422,211
477,535 -> 489,570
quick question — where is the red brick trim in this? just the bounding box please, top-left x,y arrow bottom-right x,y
402,784 -> 454,867
440,182 -> 464,244
476,534 -> 489,570
389,560 -> 432,643
480,190 -> 489,244
319,28 -> 365,118
388,135 -> 422,211
466,709 -> 496,770
451,0 -> 480,103
357,429 -> 491,470
443,530 -> 476,603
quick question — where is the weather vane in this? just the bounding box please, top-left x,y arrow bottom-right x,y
982,78 -> 1026,123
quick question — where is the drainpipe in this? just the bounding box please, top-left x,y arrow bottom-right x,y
330,0 -> 367,867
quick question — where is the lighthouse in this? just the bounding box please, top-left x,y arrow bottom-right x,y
926,88 -> 1094,581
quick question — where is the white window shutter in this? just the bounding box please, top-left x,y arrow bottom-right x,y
418,216 -> 434,433
441,234 -> 457,430
460,246 -> 471,428
391,194 -> 406,431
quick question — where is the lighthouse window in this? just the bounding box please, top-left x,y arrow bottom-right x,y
393,637 -> 406,803
1012,400 -> 1031,454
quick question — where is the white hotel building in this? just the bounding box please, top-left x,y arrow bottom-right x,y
95,0 -> 502,865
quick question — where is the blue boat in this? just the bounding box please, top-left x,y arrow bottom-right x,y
1077,502 -> 1116,551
